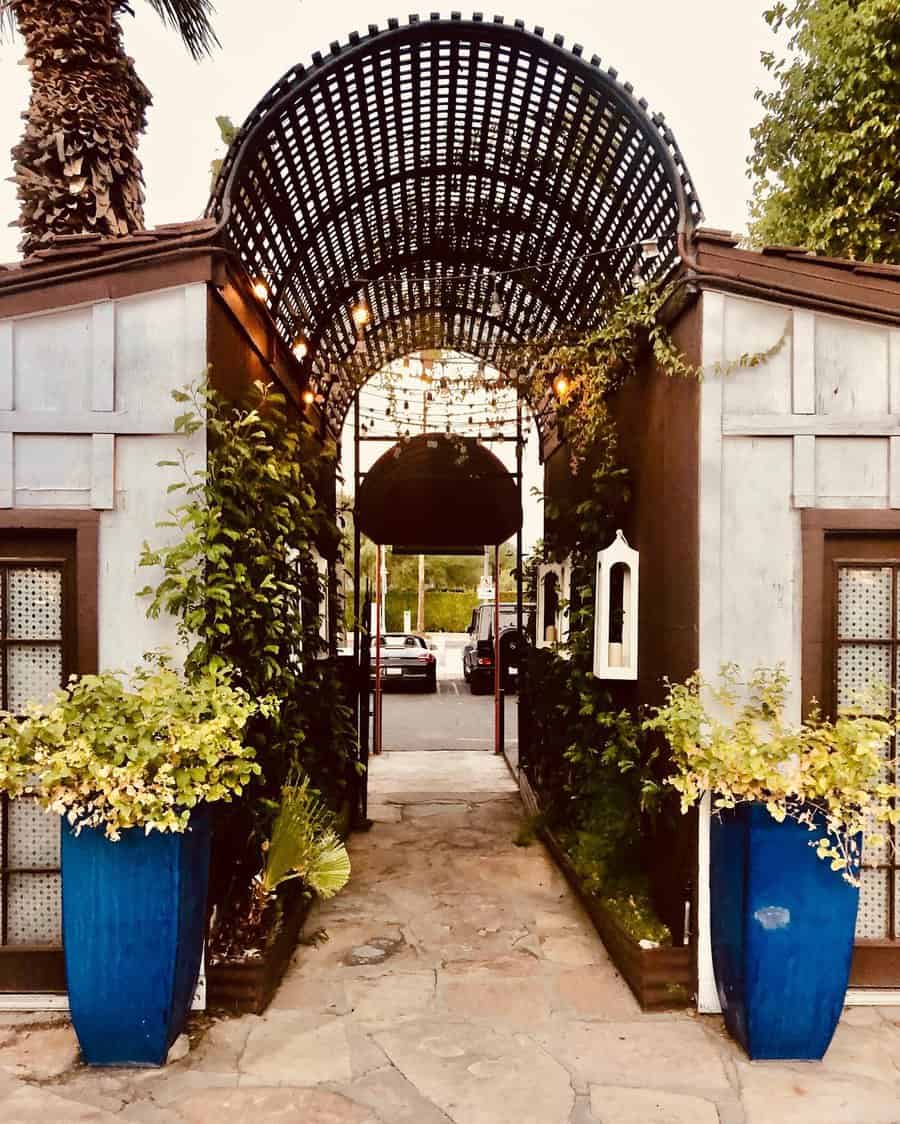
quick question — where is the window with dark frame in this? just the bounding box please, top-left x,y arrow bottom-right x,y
0,559 -> 69,950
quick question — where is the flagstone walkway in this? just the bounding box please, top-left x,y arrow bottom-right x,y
2,751 -> 900,1123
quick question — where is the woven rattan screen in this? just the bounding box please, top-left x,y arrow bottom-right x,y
210,15 -> 702,438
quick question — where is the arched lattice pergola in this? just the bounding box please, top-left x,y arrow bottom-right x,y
208,14 -> 702,440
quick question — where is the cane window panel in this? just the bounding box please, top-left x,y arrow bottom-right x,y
834,563 -> 899,942
0,562 -> 66,948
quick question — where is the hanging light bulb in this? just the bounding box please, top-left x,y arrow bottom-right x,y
351,289 -> 371,329
252,278 -> 268,302
631,265 -> 646,291
301,388 -> 315,406
489,280 -> 503,318
292,335 -> 308,360
553,373 -> 571,399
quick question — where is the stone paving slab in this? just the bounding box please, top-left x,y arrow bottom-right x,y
2,751 -> 900,1123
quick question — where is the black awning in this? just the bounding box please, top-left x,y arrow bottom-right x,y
356,433 -> 521,548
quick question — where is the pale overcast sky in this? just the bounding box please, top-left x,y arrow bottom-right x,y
0,1 -> 775,263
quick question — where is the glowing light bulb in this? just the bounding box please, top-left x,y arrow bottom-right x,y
292,336 -> 308,360
302,388 -> 315,406
351,290 -> 371,328
553,374 -> 570,398
252,279 -> 268,301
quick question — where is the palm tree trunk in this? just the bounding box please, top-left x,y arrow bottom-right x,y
10,0 -> 151,256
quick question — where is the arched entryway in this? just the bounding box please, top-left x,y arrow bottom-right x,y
204,12 -> 702,817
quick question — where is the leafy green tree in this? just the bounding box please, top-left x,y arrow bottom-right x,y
748,0 -> 899,262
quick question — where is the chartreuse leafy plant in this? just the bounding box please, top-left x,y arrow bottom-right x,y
645,664 -> 900,882
0,659 -> 272,840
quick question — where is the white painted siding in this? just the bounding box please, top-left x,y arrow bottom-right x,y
0,283 -> 207,668
697,292 -> 899,1012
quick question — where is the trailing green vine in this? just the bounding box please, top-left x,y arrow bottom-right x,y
518,279 -> 785,940
139,378 -> 357,918
515,281 -> 785,473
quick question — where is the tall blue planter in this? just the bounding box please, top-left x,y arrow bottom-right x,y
61,806 -> 211,1067
710,803 -> 858,1060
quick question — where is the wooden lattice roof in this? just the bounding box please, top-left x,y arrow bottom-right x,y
210,14 -> 703,437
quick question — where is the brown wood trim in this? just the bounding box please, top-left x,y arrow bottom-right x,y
0,511 -> 99,676
801,510 -> 900,715
683,233 -> 900,328
0,947 -> 66,994
850,942 -> 900,989
0,250 -> 224,320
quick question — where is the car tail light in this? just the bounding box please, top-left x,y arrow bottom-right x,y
416,652 -> 435,663
477,656 -> 492,666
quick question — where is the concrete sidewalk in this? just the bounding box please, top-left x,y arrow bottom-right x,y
1,751 -> 899,1123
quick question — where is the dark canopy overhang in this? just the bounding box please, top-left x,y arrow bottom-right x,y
357,433 -> 521,547
208,14 -> 702,440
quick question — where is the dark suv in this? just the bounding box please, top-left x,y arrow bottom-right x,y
462,602 -> 534,694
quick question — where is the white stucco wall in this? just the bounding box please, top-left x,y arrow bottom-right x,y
696,289 -> 900,1010
0,282 -> 208,671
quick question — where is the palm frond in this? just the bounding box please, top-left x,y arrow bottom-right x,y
306,833 -> 351,900
0,2 -> 17,42
259,771 -> 349,901
144,0 -> 219,59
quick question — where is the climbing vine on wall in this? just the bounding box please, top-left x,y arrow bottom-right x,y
515,281 -> 785,474
518,280 -> 785,939
139,379 -> 357,905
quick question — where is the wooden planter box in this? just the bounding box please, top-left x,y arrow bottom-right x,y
205,800 -> 352,1015
519,772 -> 693,1011
206,883 -> 314,1015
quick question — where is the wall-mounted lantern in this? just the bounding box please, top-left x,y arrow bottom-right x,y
594,530 -> 638,680
536,558 -> 571,653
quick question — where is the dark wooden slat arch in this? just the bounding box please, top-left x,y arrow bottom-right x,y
208,15 -> 702,444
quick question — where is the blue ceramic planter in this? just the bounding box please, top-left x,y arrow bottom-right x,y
710,803 -> 858,1060
61,806 -> 211,1067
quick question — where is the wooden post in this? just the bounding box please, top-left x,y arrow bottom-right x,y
494,543 -> 502,755
417,552 -> 425,633
374,543 -> 383,756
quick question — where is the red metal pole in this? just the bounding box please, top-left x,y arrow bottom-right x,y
494,543 -> 502,755
374,543 -> 383,756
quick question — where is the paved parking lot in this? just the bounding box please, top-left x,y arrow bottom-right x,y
377,633 -> 517,755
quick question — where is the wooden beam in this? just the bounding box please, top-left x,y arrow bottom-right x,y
0,412 -> 175,436
724,415 -> 900,438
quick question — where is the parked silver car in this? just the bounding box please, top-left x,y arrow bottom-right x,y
369,633 -> 437,692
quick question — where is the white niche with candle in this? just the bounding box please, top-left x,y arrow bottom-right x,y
536,559 -> 571,652
594,531 -> 638,680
